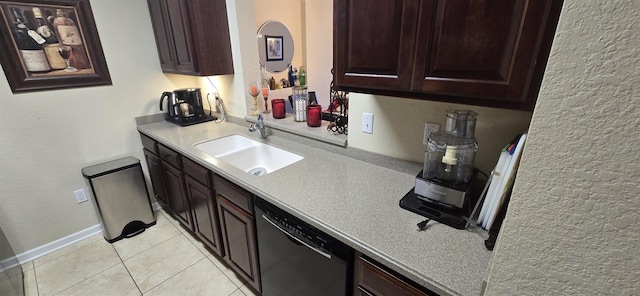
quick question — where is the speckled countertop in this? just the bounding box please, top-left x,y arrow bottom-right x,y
137,118 -> 492,296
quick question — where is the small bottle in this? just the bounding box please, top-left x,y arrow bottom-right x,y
293,67 -> 300,86
10,7 -> 50,73
288,65 -> 294,87
269,76 -> 276,90
53,9 -> 90,69
299,66 -> 306,86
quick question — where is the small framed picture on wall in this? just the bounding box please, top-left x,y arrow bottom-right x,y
265,35 -> 283,61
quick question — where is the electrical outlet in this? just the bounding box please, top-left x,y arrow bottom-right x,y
423,122 -> 440,145
362,113 -> 374,134
74,188 -> 88,204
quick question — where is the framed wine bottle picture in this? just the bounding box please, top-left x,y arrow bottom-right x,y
0,0 -> 111,93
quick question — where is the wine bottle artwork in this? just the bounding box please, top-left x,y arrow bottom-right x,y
0,1 -> 112,93
33,7 -> 66,70
9,7 -> 50,73
57,45 -> 77,72
53,9 -> 90,69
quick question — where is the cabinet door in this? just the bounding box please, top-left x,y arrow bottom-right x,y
185,175 -> 223,257
143,149 -> 169,211
165,0 -> 196,73
147,0 -> 233,76
217,196 -> 260,292
334,0 -> 420,91
162,161 -> 193,231
412,0 -> 557,107
147,0 -> 177,71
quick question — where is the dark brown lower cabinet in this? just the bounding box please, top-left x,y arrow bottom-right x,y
161,161 -> 193,231
143,148 -> 169,210
185,175 -> 223,257
355,254 -> 437,296
215,175 -> 261,293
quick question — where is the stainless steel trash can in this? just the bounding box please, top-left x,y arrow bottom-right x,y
82,156 -> 156,243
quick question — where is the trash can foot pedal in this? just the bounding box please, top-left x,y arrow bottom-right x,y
105,220 -> 156,243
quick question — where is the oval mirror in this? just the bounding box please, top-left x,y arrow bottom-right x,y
257,21 -> 294,73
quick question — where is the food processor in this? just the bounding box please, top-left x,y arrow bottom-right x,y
401,110 -> 485,229
416,110 -> 478,208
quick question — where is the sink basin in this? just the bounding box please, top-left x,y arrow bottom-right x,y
194,135 -> 303,176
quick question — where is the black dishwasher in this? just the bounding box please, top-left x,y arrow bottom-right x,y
255,197 -> 353,296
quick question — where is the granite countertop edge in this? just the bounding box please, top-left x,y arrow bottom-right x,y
136,118 -> 492,296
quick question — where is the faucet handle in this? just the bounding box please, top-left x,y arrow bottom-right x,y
257,114 -> 264,122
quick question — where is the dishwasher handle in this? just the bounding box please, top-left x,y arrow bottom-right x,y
261,214 -> 332,259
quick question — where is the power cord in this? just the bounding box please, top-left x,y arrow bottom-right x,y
417,219 -> 431,231
206,76 -> 226,123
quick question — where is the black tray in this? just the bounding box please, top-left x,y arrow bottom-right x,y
165,114 -> 216,127
399,189 -> 468,229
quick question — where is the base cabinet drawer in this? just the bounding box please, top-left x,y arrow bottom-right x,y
355,255 -> 437,296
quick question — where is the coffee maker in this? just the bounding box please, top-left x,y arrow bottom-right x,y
400,110 -> 485,229
160,88 -> 216,126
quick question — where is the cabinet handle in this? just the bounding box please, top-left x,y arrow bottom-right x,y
261,214 -> 332,259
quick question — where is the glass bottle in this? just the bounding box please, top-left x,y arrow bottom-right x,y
32,7 -> 66,70
53,9 -> 90,69
10,7 -> 50,73
299,66 -> 306,86
288,65 -> 294,87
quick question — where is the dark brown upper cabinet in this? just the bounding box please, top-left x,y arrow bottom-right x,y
147,0 -> 234,76
334,0 -> 563,110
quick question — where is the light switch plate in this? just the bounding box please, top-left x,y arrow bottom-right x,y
423,122 -> 440,145
362,113 -> 374,134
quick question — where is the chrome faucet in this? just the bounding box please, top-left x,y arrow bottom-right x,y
249,114 -> 267,139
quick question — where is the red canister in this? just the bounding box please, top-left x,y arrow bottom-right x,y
306,104 -> 322,127
272,99 -> 286,119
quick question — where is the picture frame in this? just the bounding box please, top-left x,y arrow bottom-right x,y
0,0 -> 111,93
265,35 -> 283,61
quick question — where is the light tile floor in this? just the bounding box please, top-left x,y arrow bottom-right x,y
22,210 -> 259,296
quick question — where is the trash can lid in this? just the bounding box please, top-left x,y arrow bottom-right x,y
82,156 -> 140,179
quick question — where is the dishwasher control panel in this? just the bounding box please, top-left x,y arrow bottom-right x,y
259,201 -> 332,254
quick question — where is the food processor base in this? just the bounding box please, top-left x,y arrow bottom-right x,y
400,189 -> 469,229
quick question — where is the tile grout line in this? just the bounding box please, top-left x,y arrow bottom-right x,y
111,242 -> 144,296
32,235 -> 102,268
178,229 -> 248,295
50,261 -> 123,296
36,239 -> 120,296
115,231 -> 182,263
205,255 -> 246,293
139,256 -> 210,295
32,263 -> 40,296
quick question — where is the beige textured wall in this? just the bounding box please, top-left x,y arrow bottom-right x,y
304,0 -> 334,108
485,0 -> 640,294
348,94 -> 533,175
0,0 -> 197,253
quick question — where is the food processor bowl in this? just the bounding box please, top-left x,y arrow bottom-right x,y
423,132 -> 477,184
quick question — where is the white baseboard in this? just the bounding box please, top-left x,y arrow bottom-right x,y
152,201 -> 162,212
12,203 -> 162,265
15,223 -> 103,265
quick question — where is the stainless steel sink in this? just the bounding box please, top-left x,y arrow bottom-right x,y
194,135 -> 303,176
